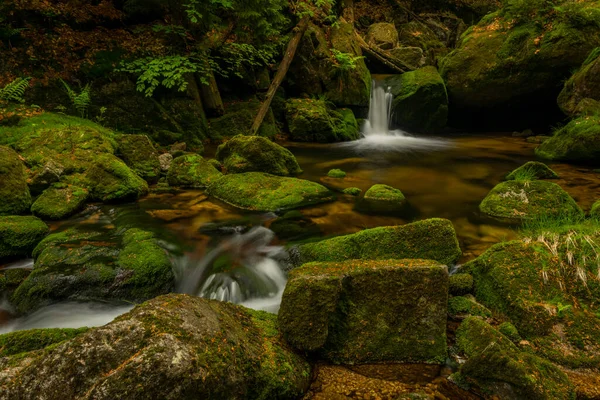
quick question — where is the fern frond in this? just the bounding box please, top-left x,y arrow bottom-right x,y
0,77 -> 30,103
60,79 -> 92,118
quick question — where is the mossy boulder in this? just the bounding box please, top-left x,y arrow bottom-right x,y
166,154 -> 222,188
0,145 -> 32,215
31,184 -> 88,220
285,99 -> 359,143
343,187 -> 362,196
384,67 -> 449,133
279,259 -> 448,364
558,47 -> 600,117
455,317 -> 574,400
327,169 -> 346,178
0,268 -> 31,297
448,296 -> 491,318
505,162 -> 559,181
209,99 -> 277,139
215,136 -> 302,176
498,322 -> 522,344
479,180 -> 583,220
449,273 -> 474,296
85,154 -> 149,202
208,172 -> 333,212
0,295 -> 311,400
358,184 -> 407,214
294,218 -> 462,267
366,23 -> 399,50
116,134 -> 161,184
0,328 -> 88,357
11,228 -> 174,314
536,115 -> 600,162
0,216 -> 49,259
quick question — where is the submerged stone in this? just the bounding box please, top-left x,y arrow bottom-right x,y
85,154 -> 149,203
0,216 -> 48,259
536,115 -> 600,162
479,180 -> 582,220
279,259 -> 448,364
505,161 -> 559,181
166,154 -> 222,188
31,184 -> 88,220
327,169 -> 346,178
0,145 -> 32,216
359,184 -> 407,214
116,134 -> 161,184
208,172 -> 333,212
215,135 -> 302,176
0,295 -> 311,400
294,218 -> 462,266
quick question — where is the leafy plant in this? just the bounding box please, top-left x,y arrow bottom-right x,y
60,79 -> 91,118
0,78 -> 30,103
331,49 -> 364,73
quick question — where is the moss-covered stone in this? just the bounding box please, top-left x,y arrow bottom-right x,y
285,99 -> 359,143
270,211 -> 321,241
116,134 -> 161,184
327,169 -> 346,178
498,322 -> 522,344
166,154 -> 222,188
0,145 -> 32,215
215,136 -> 301,176
11,228 -> 173,314
448,296 -> 491,318
558,47 -> 600,117
0,328 -> 88,357
455,317 -> 574,400
449,273 -> 473,296
0,216 -> 49,259
384,67 -> 449,133
295,218 -> 462,266
209,99 -> 277,139
359,184 -> 407,214
279,259 -> 448,364
0,295 -> 311,399
208,172 -> 333,212
85,154 -> 149,202
366,23 -> 399,50
343,187 -> 362,196
31,184 -> 88,220
479,180 -> 583,220
0,268 -> 31,296
536,115 -> 600,162
505,162 -> 559,181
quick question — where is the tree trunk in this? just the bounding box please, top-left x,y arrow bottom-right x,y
342,0 -> 354,23
249,16 -> 309,136
199,68 -> 225,117
186,73 -> 209,124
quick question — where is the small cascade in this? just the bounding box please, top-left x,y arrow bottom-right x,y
363,81 -> 394,135
175,227 -> 287,313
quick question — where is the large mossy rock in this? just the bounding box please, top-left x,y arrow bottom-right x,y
0,295 -> 311,400
208,172 -> 333,212
0,216 -> 48,259
285,99 -> 359,143
11,228 -> 174,314
166,154 -> 222,188
558,48 -> 600,117
31,184 -> 88,220
85,154 -> 149,202
288,22 -> 371,108
479,180 -> 582,220
366,23 -> 399,50
116,134 -> 161,184
279,259 -> 448,364
535,115 -> 600,162
215,136 -> 302,176
0,145 -> 32,215
358,184 -> 407,214
454,317 -> 574,400
440,5 -> 600,127
209,99 -> 277,139
384,67 -> 449,133
294,218 -> 462,266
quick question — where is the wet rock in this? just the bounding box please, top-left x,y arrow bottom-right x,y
479,180 -> 582,220
207,172 -> 333,212
158,153 -> 173,172
0,295 -> 311,400
85,154 -> 149,203
558,48 -> 600,117
0,145 -> 32,216
358,184 -> 407,214
116,134 -> 161,184
0,216 -> 48,259
279,259 -> 448,363
31,184 -> 88,220
269,211 -> 320,241
536,115 -> 600,162
166,154 -> 222,188
215,136 -> 302,176
29,160 -> 64,195
343,187 -> 362,196
285,99 -> 359,143
505,161 -> 559,181
366,23 -> 399,50
0,268 -> 31,297
387,46 -> 426,69
295,218 -> 462,266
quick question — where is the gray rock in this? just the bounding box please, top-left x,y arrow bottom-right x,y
159,153 -> 173,172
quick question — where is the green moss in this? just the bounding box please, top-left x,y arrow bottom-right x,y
558,47 -> 600,117
285,99 -> 359,143
31,185 -> 88,220
116,134 -> 161,184
591,200 -> 600,217
0,145 -> 32,215
0,216 -> 49,258
499,322 -> 522,344
479,180 -> 583,220
343,187 -> 362,196
209,99 -> 277,139
215,136 -> 302,176
506,162 -> 559,181
296,218 -> 462,266
208,172 -> 333,212
384,67 -> 449,133
536,115 -> 600,162
166,154 -> 222,188
449,273 -> 474,295
0,268 -> 31,295
327,169 -> 346,178
448,296 -> 492,318
359,184 -> 407,214
85,154 -> 148,202
279,259 -> 448,364
0,327 -> 88,357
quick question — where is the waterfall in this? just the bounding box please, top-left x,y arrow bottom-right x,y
363,81 -> 394,135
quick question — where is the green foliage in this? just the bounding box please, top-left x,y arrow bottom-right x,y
501,0 -> 600,28
60,80 -> 91,118
0,78 -> 30,103
331,49 -> 364,73
209,43 -> 280,79
510,166 -> 538,182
